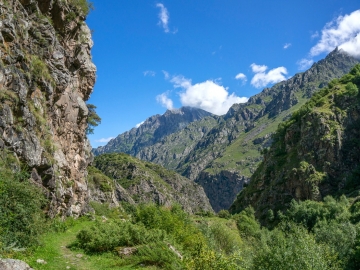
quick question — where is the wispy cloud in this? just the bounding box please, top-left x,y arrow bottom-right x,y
143,70 -> 156,77
167,75 -> 248,115
156,3 -> 177,34
95,137 -> 114,143
156,92 -> 174,110
310,10 -> 360,57
311,31 -> 319,39
297,58 -> 314,70
250,63 -> 288,88
162,70 -> 170,79
283,43 -> 291,49
235,73 -> 247,84
135,121 -> 145,128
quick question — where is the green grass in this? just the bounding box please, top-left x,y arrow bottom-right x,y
15,218 -> 157,270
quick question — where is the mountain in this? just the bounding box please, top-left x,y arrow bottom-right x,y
0,0 -> 95,217
230,64 -> 360,220
88,153 -> 213,214
93,106 -> 217,159
177,48 -> 360,211
94,49 -> 359,212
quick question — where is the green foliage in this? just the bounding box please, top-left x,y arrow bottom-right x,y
0,160 -> 46,249
285,196 -> 350,231
217,209 -> 231,219
74,219 -> 166,253
29,55 -> 53,82
233,207 -> 261,239
86,104 -> 101,134
253,222 -> 340,270
133,204 -> 206,255
345,82 -> 359,96
134,241 -> 184,269
69,0 -> 94,16
87,166 -> 113,192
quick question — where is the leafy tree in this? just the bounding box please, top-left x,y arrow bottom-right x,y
86,104 -> 101,134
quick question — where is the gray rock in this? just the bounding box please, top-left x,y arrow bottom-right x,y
0,259 -> 34,270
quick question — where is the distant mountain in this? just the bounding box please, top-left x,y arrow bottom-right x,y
88,153 -> 213,214
92,106 -> 217,158
230,64 -> 360,222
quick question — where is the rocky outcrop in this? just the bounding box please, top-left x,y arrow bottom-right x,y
92,106 -> 216,157
0,259 -> 33,270
0,0 -> 95,216
230,64 -> 360,222
91,153 -> 213,214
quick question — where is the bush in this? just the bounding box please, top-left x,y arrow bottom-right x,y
0,164 -> 46,249
74,219 -> 166,253
253,223 -> 341,270
217,210 -> 231,219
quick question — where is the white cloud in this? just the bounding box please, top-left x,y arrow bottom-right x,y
297,58 -> 314,70
339,34 -> 360,58
143,70 -> 156,77
135,121 -> 145,128
283,43 -> 291,49
250,63 -> 288,88
310,9 -> 360,58
235,73 -> 247,85
95,137 -> 114,143
156,92 -> 174,110
156,3 -> 177,33
169,75 -> 248,115
250,63 -> 267,73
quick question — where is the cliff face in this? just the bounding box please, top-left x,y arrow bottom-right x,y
230,64 -> 360,221
0,0 -> 95,216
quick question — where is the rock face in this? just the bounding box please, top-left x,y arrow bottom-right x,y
0,0 -> 95,216
230,65 -> 360,222
90,153 -> 213,214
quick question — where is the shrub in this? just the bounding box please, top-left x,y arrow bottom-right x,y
217,210 -> 231,219
74,219 -> 166,253
0,163 -> 46,249
253,223 -> 341,270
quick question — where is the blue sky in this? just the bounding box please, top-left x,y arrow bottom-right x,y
86,0 -> 360,148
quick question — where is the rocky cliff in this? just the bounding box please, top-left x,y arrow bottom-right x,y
89,153 -> 213,214
0,0 -> 95,217
230,64 -> 360,222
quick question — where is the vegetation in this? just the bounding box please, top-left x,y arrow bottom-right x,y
86,104 -> 101,134
0,151 -> 46,251
2,197 -> 358,269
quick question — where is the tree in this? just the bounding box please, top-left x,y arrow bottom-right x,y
86,104 -> 101,134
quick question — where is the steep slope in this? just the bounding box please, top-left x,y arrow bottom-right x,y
0,0 -> 95,216
89,153 -> 213,214
93,106 -> 216,157
177,49 -> 359,211
230,64 -> 360,221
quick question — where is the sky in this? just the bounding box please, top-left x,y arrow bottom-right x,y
86,0 -> 360,148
